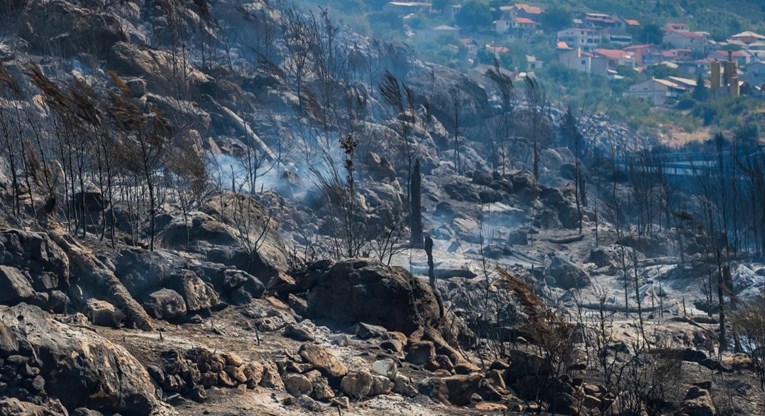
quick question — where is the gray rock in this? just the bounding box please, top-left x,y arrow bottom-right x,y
168,270 -> 221,313
284,374 -> 313,397
299,344 -> 347,378
143,289 -> 187,321
547,256 -> 590,290
0,266 -> 35,305
85,299 -> 125,328
0,304 -> 169,414
304,259 -> 443,336
340,370 -> 374,399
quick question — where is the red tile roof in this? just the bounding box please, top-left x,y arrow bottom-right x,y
624,19 -> 640,26
594,48 -> 629,60
514,3 -> 542,14
514,17 -> 537,24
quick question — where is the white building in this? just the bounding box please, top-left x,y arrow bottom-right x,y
557,28 -> 602,51
558,48 -> 608,76
623,78 -> 688,105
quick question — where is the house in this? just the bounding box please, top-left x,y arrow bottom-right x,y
584,13 -> 622,28
624,19 -> 640,28
496,3 -> 542,37
677,59 -> 710,76
745,41 -> 765,61
495,17 -> 540,39
601,28 -> 633,45
527,55 -> 543,70
623,78 -> 688,105
384,2 -> 431,15
664,23 -> 689,32
662,49 -> 693,62
508,3 -> 542,19
745,61 -> 765,86
730,31 -> 765,45
663,30 -> 709,53
558,48 -> 608,76
593,48 -> 635,68
557,28 -> 602,51
708,50 -> 751,67
625,44 -> 661,66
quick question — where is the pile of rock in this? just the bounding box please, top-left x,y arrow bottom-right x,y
150,348 -> 270,403
0,230 -> 70,313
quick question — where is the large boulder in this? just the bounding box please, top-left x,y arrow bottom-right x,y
0,266 -> 35,305
166,270 -> 221,313
0,229 -> 69,289
298,343 -> 348,378
0,304 -> 172,415
19,0 -> 128,57
302,259 -> 442,335
683,387 -> 717,416
142,288 -> 187,321
113,248 -> 185,299
547,256 -> 590,290
159,193 -> 289,281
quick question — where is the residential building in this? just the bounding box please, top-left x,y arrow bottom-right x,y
663,30 -> 709,53
708,50 -> 751,67
624,19 -> 640,28
625,44 -> 661,66
662,49 -> 693,62
623,78 -> 688,105
527,55 -> 543,70
678,59 -> 710,76
745,41 -> 765,61
501,3 -> 542,19
593,48 -> 635,68
664,23 -> 689,32
584,13 -> 622,28
601,28 -> 633,45
557,28 -> 602,51
745,61 -> 765,86
730,31 -> 765,45
558,48 -> 608,76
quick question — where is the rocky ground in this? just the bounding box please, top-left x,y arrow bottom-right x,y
1,0 -> 765,415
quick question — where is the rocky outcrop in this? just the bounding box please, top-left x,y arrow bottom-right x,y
301,259 -> 442,336
683,386 -> 717,416
0,266 -> 35,305
109,42 -> 210,94
19,0 -> 129,57
0,304 -> 173,415
159,193 -> 290,281
546,255 -> 590,290
48,229 -> 154,331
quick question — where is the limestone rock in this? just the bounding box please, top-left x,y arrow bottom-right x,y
0,266 -> 35,305
0,304 -> 171,415
299,344 -> 347,378
143,288 -> 187,321
304,259 -> 443,335
284,374 -> 312,397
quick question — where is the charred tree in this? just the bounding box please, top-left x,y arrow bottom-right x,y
410,158 -> 423,248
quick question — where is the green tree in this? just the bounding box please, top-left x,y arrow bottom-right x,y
692,73 -> 708,102
539,6 -> 571,32
638,24 -> 663,45
455,0 -> 492,31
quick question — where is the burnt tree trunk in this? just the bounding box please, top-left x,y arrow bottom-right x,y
410,158 -> 423,248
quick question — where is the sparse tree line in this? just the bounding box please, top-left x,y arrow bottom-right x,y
0,61 -> 209,250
